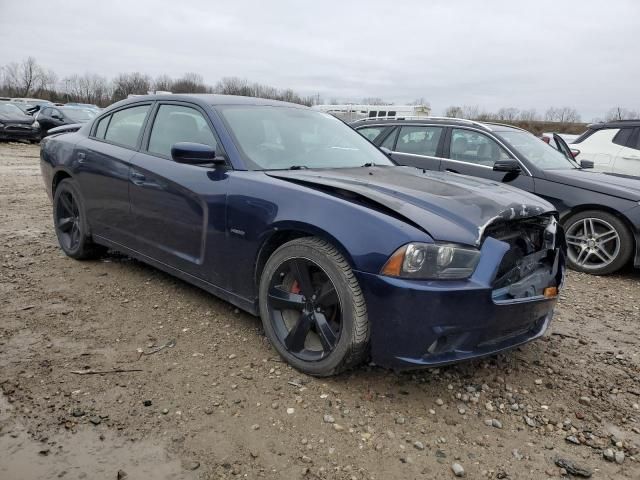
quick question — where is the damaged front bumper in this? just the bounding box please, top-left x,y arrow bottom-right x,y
357,216 -> 565,369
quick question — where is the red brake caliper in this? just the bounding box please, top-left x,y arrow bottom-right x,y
290,280 -> 301,294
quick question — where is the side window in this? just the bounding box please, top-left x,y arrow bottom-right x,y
629,128 -> 640,151
50,108 -> 62,118
358,126 -> 385,142
41,108 -> 51,116
395,126 -> 443,157
94,115 -> 110,139
612,128 -> 633,147
148,104 -> 218,158
450,129 -> 511,166
380,127 -> 398,150
104,105 -> 150,149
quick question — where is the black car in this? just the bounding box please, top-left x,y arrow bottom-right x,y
353,117 -> 640,275
37,106 -> 97,136
0,102 -> 41,142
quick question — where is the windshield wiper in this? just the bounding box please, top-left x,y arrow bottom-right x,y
361,162 -> 376,167
288,165 -> 309,170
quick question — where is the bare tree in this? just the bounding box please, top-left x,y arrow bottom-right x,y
605,107 -> 639,121
444,105 -> 464,118
112,72 -> 152,101
63,73 -> 111,105
545,106 -> 581,124
172,72 -> 209,93
495,107 -> 520,122
518,109 -> 538,122
1,57 -> 48,97
153,74 -> 173,92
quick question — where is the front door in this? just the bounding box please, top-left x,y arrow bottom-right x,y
439,127 -> 535,192
127,102 -> 229,283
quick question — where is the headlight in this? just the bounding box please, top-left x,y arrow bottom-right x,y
381,243 -> 481,280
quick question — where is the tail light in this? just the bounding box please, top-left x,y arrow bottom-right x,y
541,136 -> 550,144
570,149 -> 580,158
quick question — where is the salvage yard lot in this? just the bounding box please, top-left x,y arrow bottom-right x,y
1,142 -> 639,479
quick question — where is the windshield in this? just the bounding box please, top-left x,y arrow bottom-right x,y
62,108 -> 96,123
0,103 -> 25,116
497,130 -> 579,170
217,106 -> 394,170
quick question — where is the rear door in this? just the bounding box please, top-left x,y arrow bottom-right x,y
127,101 -> 229,282
75,103 -> 152,244
439,127 -> 535,191
383,124 -> 445,170
612,127 -> 640,176
574,128 -> 621,171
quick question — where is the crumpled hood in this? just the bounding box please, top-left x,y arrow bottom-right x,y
542,169 -> 640,201
267,166 -> 556,246
0,112 -> 33,124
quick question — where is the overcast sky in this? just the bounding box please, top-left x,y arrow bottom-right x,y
1,0 -> 638,119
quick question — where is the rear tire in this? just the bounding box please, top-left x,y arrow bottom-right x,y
259,237 -> 369,376
53,178 -> 105,260
563,210 -> 632,275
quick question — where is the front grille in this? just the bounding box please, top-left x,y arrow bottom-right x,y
484,214 -> 558,296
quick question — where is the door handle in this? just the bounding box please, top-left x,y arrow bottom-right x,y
130,171 -> 146,185
77,152 -> 86,163
622,156 -> 640,161
445,168 -> 459,174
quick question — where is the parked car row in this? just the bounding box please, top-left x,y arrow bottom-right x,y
353,117 -> 640,276
0,97 -> 100,141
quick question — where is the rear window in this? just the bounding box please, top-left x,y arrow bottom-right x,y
103,105 -> 150,148
613,128 -> 634,147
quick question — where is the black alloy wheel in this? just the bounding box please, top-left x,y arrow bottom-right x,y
259,237 -> 369,376
53,179 -> 105,260
267,257 -> 341,361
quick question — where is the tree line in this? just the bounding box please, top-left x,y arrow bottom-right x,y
0,57 -> 317,107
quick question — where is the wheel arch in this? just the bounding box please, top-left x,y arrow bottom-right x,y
254,223 -> 356,289
52,169 -> 73,195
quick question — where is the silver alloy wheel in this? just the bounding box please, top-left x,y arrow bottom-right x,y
565,217 -> 620,270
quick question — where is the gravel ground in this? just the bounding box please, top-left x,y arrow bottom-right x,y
1,142 -> 639,480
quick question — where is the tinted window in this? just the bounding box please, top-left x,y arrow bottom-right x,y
358,126 -> 386,142
40,107 -> 51,116
148,104 -> 218,158
450,129 -> 510,166
51,108 -> 62,118
104,105 -> 150,148
94,115 -> 110,139
395,126 -> 442,157
380,127 -> 398,149
612,128 -> 633,147
629,128 -> 640,151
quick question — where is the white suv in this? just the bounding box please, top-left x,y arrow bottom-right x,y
571,120 -> 640,176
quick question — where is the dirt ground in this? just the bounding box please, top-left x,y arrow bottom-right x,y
0,142 -> 639,480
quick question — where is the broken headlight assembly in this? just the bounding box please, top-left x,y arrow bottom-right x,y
381,243 -> 481,280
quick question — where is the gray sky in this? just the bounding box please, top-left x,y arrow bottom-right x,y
1,0 -> 638,120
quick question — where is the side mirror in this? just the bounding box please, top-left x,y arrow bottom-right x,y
580,159 -> 594,169
493,159 -> 521,173
171,142 -> 225,165
380,146 -> 393,156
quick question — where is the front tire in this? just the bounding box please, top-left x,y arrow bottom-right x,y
53,178 -> 105,260
563,210 -> 633,275
259,237 -> 369,376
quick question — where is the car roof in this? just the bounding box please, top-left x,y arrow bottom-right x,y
587,119 -> 640,130
114,93 -> 308,109
350,116 -> 526,133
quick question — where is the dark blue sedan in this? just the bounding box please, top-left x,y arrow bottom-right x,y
40,94 -> 564,375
